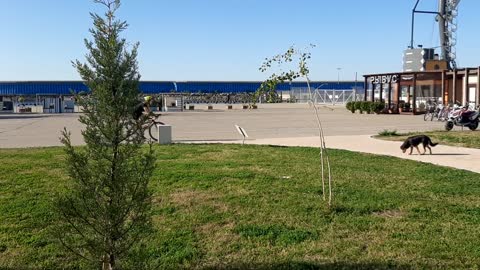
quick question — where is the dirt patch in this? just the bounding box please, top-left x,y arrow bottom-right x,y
197,221 -> 235,235
372,209 -> 404,218
197,150 -> 237,161
196,221 -> 242,265
170,190 -> 214,206
170,189 -> 228,212
151,195 -> 163,205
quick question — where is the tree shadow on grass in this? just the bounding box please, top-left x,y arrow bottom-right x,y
174,139 -> 242,142
266,144 -> 289,148
200,261 -> 420,270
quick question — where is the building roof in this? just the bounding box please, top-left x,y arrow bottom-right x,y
0,81 -> 363,96
364,67 -> 480,78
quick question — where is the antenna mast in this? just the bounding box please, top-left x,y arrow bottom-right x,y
410,0 -> 461,70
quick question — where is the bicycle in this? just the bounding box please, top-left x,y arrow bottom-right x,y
424,110 -> 434,121
144,113 -> 165,142
424,102 -> 436,121
432,104 -> 449,122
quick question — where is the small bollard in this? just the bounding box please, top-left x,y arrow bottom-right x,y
157,125 -> 172,144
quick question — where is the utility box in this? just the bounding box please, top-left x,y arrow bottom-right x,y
157,125 -> 172,144
425,60 -> 448,71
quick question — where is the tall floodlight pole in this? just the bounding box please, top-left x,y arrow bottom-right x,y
354,72 -> 358,101
335,68 -> 342,106
336,68 -> 342,84
410,0 -> 421,49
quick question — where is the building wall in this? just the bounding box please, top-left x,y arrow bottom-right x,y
0,81 -> 364,96
1,81 -> 364,113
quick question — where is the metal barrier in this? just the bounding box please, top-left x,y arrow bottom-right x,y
289,88 -> 360,104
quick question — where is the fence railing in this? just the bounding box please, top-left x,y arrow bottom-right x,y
288,88 -> 361,104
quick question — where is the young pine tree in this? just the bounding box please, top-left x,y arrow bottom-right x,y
56,0 -> 155,268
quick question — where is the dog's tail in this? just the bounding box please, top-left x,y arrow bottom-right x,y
429,139 -> 438,147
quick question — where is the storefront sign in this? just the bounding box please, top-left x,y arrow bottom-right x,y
370,75 -> 399,84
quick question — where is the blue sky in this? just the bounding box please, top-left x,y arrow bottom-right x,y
1,0 -> 479,81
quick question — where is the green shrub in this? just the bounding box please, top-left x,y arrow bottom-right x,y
354,101 -> 362,113
399,102 -> 412,112
378,129 -> 399,136
370,102 -> 385,114
369,101 -> 376,113
360,101 -> 371,114
379,102 -> 386,113
346,101 -> 355,113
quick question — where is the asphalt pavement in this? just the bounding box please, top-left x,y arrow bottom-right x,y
1,104 -> 478,174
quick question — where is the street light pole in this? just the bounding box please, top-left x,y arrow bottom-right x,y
335,68 -> 342,106
336,67 -> 342,84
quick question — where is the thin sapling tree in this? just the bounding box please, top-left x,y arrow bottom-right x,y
257,45 -> 334,207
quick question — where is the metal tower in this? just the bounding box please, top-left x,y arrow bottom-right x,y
410,0 -> 461,70
438,0 -> 460,69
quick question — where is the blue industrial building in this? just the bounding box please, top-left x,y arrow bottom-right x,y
0,81 -> 361,96
0,81 -> 363,113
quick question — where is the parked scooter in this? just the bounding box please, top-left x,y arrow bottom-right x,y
445,104 -> 480,131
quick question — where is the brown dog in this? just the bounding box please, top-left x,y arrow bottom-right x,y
400,135 -> 438,155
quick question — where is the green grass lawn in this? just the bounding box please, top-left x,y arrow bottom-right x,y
376,130 -> 480,149
1,144 -> 480,269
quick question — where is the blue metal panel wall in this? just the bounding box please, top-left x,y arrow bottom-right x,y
0,82 -> 88,95
0,81 -> 364,95
139,82 -> 176,94
290,82 -> 361,90
176,82 -> 262,93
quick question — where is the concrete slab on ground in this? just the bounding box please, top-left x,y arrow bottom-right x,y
183,135 -> 480,174
241,135 -> 480,174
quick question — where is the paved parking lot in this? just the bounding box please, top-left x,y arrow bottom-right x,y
0,103 -> 445,148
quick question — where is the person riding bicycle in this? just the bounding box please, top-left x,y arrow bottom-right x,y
133,96 -> 154,120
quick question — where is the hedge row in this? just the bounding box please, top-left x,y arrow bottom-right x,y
346,101 -> 385,114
